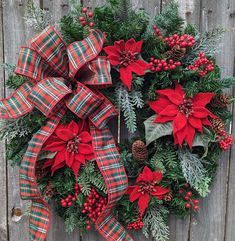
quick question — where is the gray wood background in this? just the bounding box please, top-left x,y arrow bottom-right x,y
0,0 -> 235,240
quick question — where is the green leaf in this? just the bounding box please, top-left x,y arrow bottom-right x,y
38,151 -> 57,161
144,115 -> 172,146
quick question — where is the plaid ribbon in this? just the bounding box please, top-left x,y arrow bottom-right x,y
0,25 -> 133,241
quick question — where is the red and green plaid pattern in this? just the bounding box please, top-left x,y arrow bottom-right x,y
0,25 -> 133,241
65,82 -> 103,119
82,57 -> 112,87
29,77 -> 72,117
0,81 -> 34,118
67,30 -> 105,78
30,25 -> 69,78
20,106 -> 66,241
15,47 -> 56,81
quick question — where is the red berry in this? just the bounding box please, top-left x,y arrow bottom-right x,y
186,191 -> 192,197
185,203 -> 191,209
68,202 -> 72,206
89,22 -> 95,28
62,202 -> 67,207
194,199 -> 199,205
184,183 -> 190,188
79,16 -> 85,22
81,21 -> 87,26
179,189 -> 184,194
82,7 -> 88,13
184,196 -> 190,201
88,11 -> 94,17
194,205 -> 199,211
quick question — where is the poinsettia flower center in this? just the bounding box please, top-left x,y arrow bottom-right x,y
67,136 -> 80,153
119,51 -> 137,67
178,96 -> 194,118
138,181 -> 157,195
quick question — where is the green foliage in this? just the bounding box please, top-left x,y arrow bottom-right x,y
77,161 -> 107,195
142,205 -> 169,241
178,149 -> 211,197
153,1 -> 184,36
115,83 -> 144,133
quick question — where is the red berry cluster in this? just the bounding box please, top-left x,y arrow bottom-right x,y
79,7 -> 95,28
60,183 -> 80,207
217,130 -> 233,150
188,52 -> 215,77
82,188 -> 107,227
152,25 -> 163,39
149,57 -> 181,72
127,214 -> 144,230
164,34 -> 196,48
179,183 -> 200,211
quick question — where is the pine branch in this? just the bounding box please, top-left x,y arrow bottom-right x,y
178,149 -> 211,197
142,205 -> 170,241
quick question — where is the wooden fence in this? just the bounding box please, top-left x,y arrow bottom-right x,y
0,0 -> 235,240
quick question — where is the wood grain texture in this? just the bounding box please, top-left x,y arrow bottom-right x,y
190,1 -> 234,241
0,0 -> 7,240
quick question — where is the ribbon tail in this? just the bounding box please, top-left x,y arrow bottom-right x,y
20,105 -> 66,241
89,124 -> 134,241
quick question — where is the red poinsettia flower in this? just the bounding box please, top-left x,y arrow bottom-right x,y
103,39 -> 148,91
127,166 -> 169,215
43,120 -> 94,177
148,84 -> 217,148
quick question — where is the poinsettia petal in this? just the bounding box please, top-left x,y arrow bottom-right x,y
135,59 -> 149,70
159,104 -> 179,117
68,120 -> 79,136
135,40 -> 143,53
193,107 -> 217,118
55,127 -> 74,141
153,171 -> 163,182
51,151 -> 66,175
126,186 -> 136,195
51,162 -> 65,176
188,116 -> 203,132
186,124 -> 196,149
42,159 -> 54,169
175,83 -> 185,96
138,193 -> 150,214
75,153 -> 86,164
157,89 -> 175,99
79,131 -> 92,143
173,112 -> 187,133
130,186 -> 142,202
120,67 -> 133,91
149,97 -> 172,114
193,93 -> 215,107
128,61 -> 147,76
71,161 -> 81,177
108,55 -> 120,66
65,150 -> 74,167
154,115 -> 174,123
175,125 -> 188,146
136,166 -> 154,183
151,186 -> 169,198
103,45 -> 120,57
125,38 -> 137,52
85,153 -> 95,161
167,93 -> 183,105
43,141 -> 66,152
78,143 -> 93,154
114,40 -> 125,51
202,118 -> 211,126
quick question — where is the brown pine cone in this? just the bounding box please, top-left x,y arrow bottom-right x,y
166,45 -> 186,61
210,118 -> 225,134
132,140 -> 148,162
44,181 -> 56,199
211,94 -> 231,108
163,191 -> 173,202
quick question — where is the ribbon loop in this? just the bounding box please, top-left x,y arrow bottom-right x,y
67,30 -> 105,78
65,82 -> 103,120
28,77 -> 72,117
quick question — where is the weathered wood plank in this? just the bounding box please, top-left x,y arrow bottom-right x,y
0,0 -> 8,240
2,0 -> 41,240
189,0 -> 233,240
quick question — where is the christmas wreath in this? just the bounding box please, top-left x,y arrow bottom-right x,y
2,1 -> 235,241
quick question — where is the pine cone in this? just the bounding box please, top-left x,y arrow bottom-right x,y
132,140 -> 148,162
44,181 -> 56,199
166,45 -> 186,61
210,118 -> 225,134
211,94 -> 231,108
163,191 -> 173,202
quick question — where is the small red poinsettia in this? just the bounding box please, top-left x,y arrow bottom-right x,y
103,38 -> 148,91
148,84 -> 217,148
127,166 -> 169,215
43,120 -> 94,177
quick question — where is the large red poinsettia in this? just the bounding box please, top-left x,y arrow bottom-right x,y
148,84 -> 217,148
43,120 -> 94,177
103,38 -> 148,91
127,166 -> 169,215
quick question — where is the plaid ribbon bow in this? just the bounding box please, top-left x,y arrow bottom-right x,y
0,25 -> 133,241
